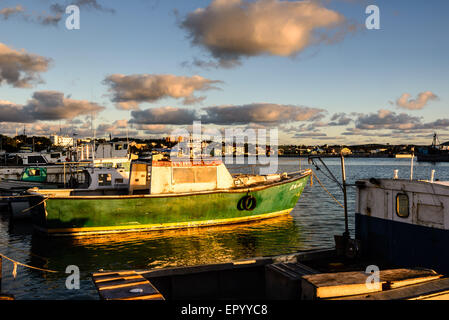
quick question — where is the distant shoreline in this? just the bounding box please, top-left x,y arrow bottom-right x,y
277,154 -> 394,158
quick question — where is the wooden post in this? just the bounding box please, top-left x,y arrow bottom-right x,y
0,255 -> 3,292
340,153 -> 349,238
63,163 -> 66,188
410,147 -> 415,180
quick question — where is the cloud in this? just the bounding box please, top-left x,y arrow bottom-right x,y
354,109 -> 422,130
396,91 -> 439,110
181,0 -> 354,67
2,1 -> 115,26
72,0 -> 115,13
329,112 -> 353,126
95,120 -> 138,137
0,42 -> 51,88
0,5 -> 24,19
202,103 -> 326,125
104,74 -> 222,110
129,106 -> 198,125
294,132 -> 327,138
137,124 -> 172,135
344,109 -> 449,138
0,91 -> 105,123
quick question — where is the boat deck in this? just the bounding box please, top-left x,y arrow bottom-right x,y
0,180 -> 58,192
90,248 -> 449,300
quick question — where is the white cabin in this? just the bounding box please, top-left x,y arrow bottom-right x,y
356,178 -> 449,230
128,159 -> 286,195
355,177 -> 449,274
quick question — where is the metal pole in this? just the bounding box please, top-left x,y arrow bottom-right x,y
410,147 -> 415,180
340,153 -> 349,238
0,255 -> 2,292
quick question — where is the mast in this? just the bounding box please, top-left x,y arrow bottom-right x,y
340,153 -> 349,239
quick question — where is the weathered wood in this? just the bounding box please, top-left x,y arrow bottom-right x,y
266,262 -> 319,300
379,268 -> 442,289
301,268 -> 442,300
93,271 -> 164,300
333,278 -> 449,300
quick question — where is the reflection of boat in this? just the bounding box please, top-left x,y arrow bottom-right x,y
28,159 -> 312,236
417,133 -> 449,162
46,214 -> 295,247
355,176 -> 449,274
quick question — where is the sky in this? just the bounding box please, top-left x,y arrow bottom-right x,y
0,0 -> 448,145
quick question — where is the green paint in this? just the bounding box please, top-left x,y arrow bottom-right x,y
21,167 -> 47,183
31,174 -> 310,235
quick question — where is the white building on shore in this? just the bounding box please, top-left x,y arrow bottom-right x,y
50,135 -> 74,147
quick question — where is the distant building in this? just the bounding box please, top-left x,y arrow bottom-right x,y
50,135 -> 74,147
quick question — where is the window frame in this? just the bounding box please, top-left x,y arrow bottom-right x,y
395,193 -> 410,218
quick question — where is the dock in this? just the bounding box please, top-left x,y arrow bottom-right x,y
91,249 -> 449,300
92,271 -> 165,300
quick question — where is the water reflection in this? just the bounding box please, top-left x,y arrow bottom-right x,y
29,215 -> 302,273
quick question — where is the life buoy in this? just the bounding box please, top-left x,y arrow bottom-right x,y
237,195 -> 257,211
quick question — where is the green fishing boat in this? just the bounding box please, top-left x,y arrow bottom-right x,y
28,159 -> 311,236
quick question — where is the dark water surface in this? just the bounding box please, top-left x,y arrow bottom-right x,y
1,158 -> 448,300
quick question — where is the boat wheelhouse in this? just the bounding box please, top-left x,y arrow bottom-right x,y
356,177 -> 449,274
28,159 -> 312,236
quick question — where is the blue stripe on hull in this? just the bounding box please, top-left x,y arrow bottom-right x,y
356,213 -> 449,275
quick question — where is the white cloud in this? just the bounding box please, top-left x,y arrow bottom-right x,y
181,0 -> 353,67
396,91 -> 438,110
104,74 -> 222,110
0,42 -> 50,88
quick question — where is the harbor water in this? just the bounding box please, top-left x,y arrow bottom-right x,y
1,157 -> 449,300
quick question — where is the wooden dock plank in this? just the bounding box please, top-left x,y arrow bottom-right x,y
301,268 -> 442,300
92,271 -> 164,300
333,278 -> 449,300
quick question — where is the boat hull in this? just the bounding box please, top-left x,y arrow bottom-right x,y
356,213 -> 449,275
31,172 -> 311,236
417,154 -> 449,162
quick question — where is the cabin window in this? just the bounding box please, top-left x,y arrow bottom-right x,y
115,144 -> 127,150
114,178 -> 124,184
396,193 -> 409,218
173,167 -> 217,184
51,153 -> 60,159
98,174 -> 112,186
28,156 -> 46,164
173,168 -> 195,184
28,169 -> 41,176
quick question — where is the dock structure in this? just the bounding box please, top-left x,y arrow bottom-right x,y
92,271 -> 165,300
90,249 -> 449,301
301,268 -> 443,300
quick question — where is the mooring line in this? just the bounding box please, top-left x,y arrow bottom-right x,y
311,170 -> 345,209
0,253 -> 59,279
20,198 -> 48,213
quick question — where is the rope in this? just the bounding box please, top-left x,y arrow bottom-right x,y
21,198 -> 47,213
0,240 -> 48,262
311,170 -> 344,209
0,253 -> 58,279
